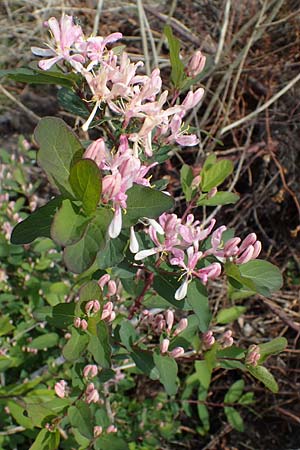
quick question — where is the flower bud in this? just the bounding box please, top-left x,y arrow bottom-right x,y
222,330 -> 233,348
202,331 -> 215,349
55,380 -> 67,398
169,346 -> 185,358
81,319 -> 88,331
108,280 -> 117,296
173,318 -> 188,336
186,50 -> 206,78
83,364 -> 98,378
98,274 -> 110,288
165,310 -> 174,333
160,338 -> 170,354
94,425 -> 103,437
74,317 -> 81,328
246,345 -> 261,366
85,383 -> 99,404
107,425 -> 117,433
235,245 -> 254,264
239,233 -> 257,254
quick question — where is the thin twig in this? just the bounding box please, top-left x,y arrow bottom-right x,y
136,0 -> 150,75
215,0 -> 231,64
93,0 -> 105,35
220,72 -> 300,135
0,85 -> 40,123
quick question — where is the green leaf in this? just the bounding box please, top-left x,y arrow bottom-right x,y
68,401 -> 93,439
64,208 -> 112,273
153,352 -> 178,395
180,164 -> 194,202
62,327 -> 89,361
48,303 -> 76,328
224,407 -> 244,432
239,260 -> 283,296
123,184 -> 174,227
153,272 -> 190,310
94,435 -> 129,450
258,337 -> 287,363
29,429 -> 60,450
0,315 -> 14,336
197,385 -> 210,435
0,67 -> 76,88
238,392 -> 255,405
195,360 -> 212,390
119,320 -> 137,351
69,159 -> 102,214
35,117 -> 84,197
164,25 -> 186,88
201,159 -> 234,192
88,322 -> 111,368
51,199 -> 90,246
197,191 -> 239,206
224,379 -> 245,403
224,262 -> 256,292
28,333 -> 59,350
11,197 -> 62,245
57,87 -> 90,117
131,349 -> 159,379
187,280 -> 211,332
79,280 -> 102,304
7,400 -> 34,429
97,233 -> 127,269
216,306 -> 246,324
247,365 -> 279,393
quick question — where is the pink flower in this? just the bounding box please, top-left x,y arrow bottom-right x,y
246,345 -> 261,367
32,15 -> 84,71
85,300 -> 100,314
107,425 -> 117,433
94,426 -> 103,437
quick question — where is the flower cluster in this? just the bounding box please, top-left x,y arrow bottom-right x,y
132,213 -> 261,300
32,15 -> 204,154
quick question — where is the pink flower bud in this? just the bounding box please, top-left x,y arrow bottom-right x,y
101,302 -> 113,321
169,346 -> 185,358
54,380 -> 67,398
165,310 -> 174,333
160,338 -> 170,354
83,364 -> 98,378
186,50 -> 206,77
156,319 -> 166,332
235,245 -> 254,264
239,233 -> 257,254
108,280 -> 117,296
252,241 -> 262,259
81,319 -> 88,331
74,317 -> 81,328
173,318 -> 188,336
85,300 -> 94,314
98,274 -> 110,288
107,425 -> 117,433
94,425 -> 103,437
83,138 -> 107,169
85,383 -> 99,404
86,300 -> 101,314
224,237 -> 241,257
207,187 -> 218,199
202,331 -> 215,349
222,330 -> 234,348
246,345 -> 261,366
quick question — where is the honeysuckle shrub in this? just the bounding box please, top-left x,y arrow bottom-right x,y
0,15 -> 286,449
